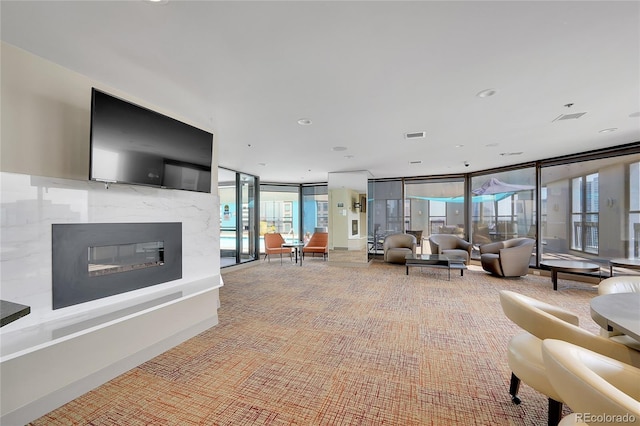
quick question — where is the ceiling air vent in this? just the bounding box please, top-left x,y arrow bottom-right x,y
405,131 -> 426,139
552,112 -> 587,122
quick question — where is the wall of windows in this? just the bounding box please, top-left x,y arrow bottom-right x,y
221,143 -> 639,273
541,151 -> 640,263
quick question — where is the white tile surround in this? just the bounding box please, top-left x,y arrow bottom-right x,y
0,171 -> 220,356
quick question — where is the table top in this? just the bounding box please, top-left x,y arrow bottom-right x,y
281,241 -> 305,247
405,254 -> 465,265
590,293 -> 640,342
540,260 -> 600,272
610,258 -> 640,269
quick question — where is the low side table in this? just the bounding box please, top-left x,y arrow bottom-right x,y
405,254 -> 466,281
281,241 -> 305,266
609,258 -> 640,277
540,260 -> 601,291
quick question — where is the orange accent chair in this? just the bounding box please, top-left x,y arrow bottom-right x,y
263,233 -> 292,262
302,232 -> 328,260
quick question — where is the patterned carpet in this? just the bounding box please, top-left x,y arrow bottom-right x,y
31,259 -> 601,426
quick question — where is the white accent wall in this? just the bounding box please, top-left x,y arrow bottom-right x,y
0,42 -> 221,424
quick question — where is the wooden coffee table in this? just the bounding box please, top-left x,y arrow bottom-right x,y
540,260 -> 601,291
609,258 -> 640,277
405,254 -> 466,281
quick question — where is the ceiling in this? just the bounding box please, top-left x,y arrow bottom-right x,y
2,1 -> 639,183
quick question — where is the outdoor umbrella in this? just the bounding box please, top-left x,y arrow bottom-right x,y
472,177 -> 534,195
472,178 -> 535,234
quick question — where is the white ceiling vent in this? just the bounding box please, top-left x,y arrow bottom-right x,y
405,131 -> 426,139
552,112 -> 587,122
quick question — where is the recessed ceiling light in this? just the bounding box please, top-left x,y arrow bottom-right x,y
144,0 -> 168,4
455,144 -> 464,148
258,162 -> 267,166
331,146 -> 347,152
485,143 -> 499,147
409,160 -> 422,165
297,118 -> 312,125
476,88 -> 498,98
598,128 -> 618,133
344,155 -> 354,159
629,112 -> 640,118
499,152 -> 523,156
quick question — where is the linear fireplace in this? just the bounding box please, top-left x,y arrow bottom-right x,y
52,223 -> 182,309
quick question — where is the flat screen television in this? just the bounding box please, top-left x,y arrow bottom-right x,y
90,88 -> 213,193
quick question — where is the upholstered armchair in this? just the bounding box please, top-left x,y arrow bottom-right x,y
428,234 -> 472,263
542,340 -> 640,426
480,237 -> 534,277
499,290 -> 640,426
263,233 -> 292,262
302,232 -> 328,260
383,233 -> 416,264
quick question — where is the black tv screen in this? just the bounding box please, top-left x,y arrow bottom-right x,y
90,88 -> 213,193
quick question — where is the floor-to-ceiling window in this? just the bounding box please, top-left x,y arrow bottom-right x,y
260,184 -> 300,248
404,177 -> 466,252
540,151 -> 640,266
219,168 -> 237,267
239,173 -> 257,263
301,185 -> 328,242
219,167 -> 259,268
368,180 -> 403,254
470,168 -> 537,252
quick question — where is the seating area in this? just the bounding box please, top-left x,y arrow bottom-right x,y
499,289 -> 640,426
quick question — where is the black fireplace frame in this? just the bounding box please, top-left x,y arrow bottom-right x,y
52,223 -> 182,309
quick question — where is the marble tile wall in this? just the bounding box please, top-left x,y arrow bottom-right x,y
0,172 -> 220,333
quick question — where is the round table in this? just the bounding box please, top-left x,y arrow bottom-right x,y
540,260 -> 601,291
281,242 -> 305,266
590,293 -> 640,342
609,258 -> 640,277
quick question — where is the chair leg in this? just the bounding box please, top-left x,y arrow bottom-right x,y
509,372 -> 522,405
548,398 -> 562,426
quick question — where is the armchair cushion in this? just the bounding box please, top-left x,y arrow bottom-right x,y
428,234 -> 472,262
383,233 -> 416,264
480,237 -> 534,277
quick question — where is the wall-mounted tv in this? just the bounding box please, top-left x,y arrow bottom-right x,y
90,88 -> 213,193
